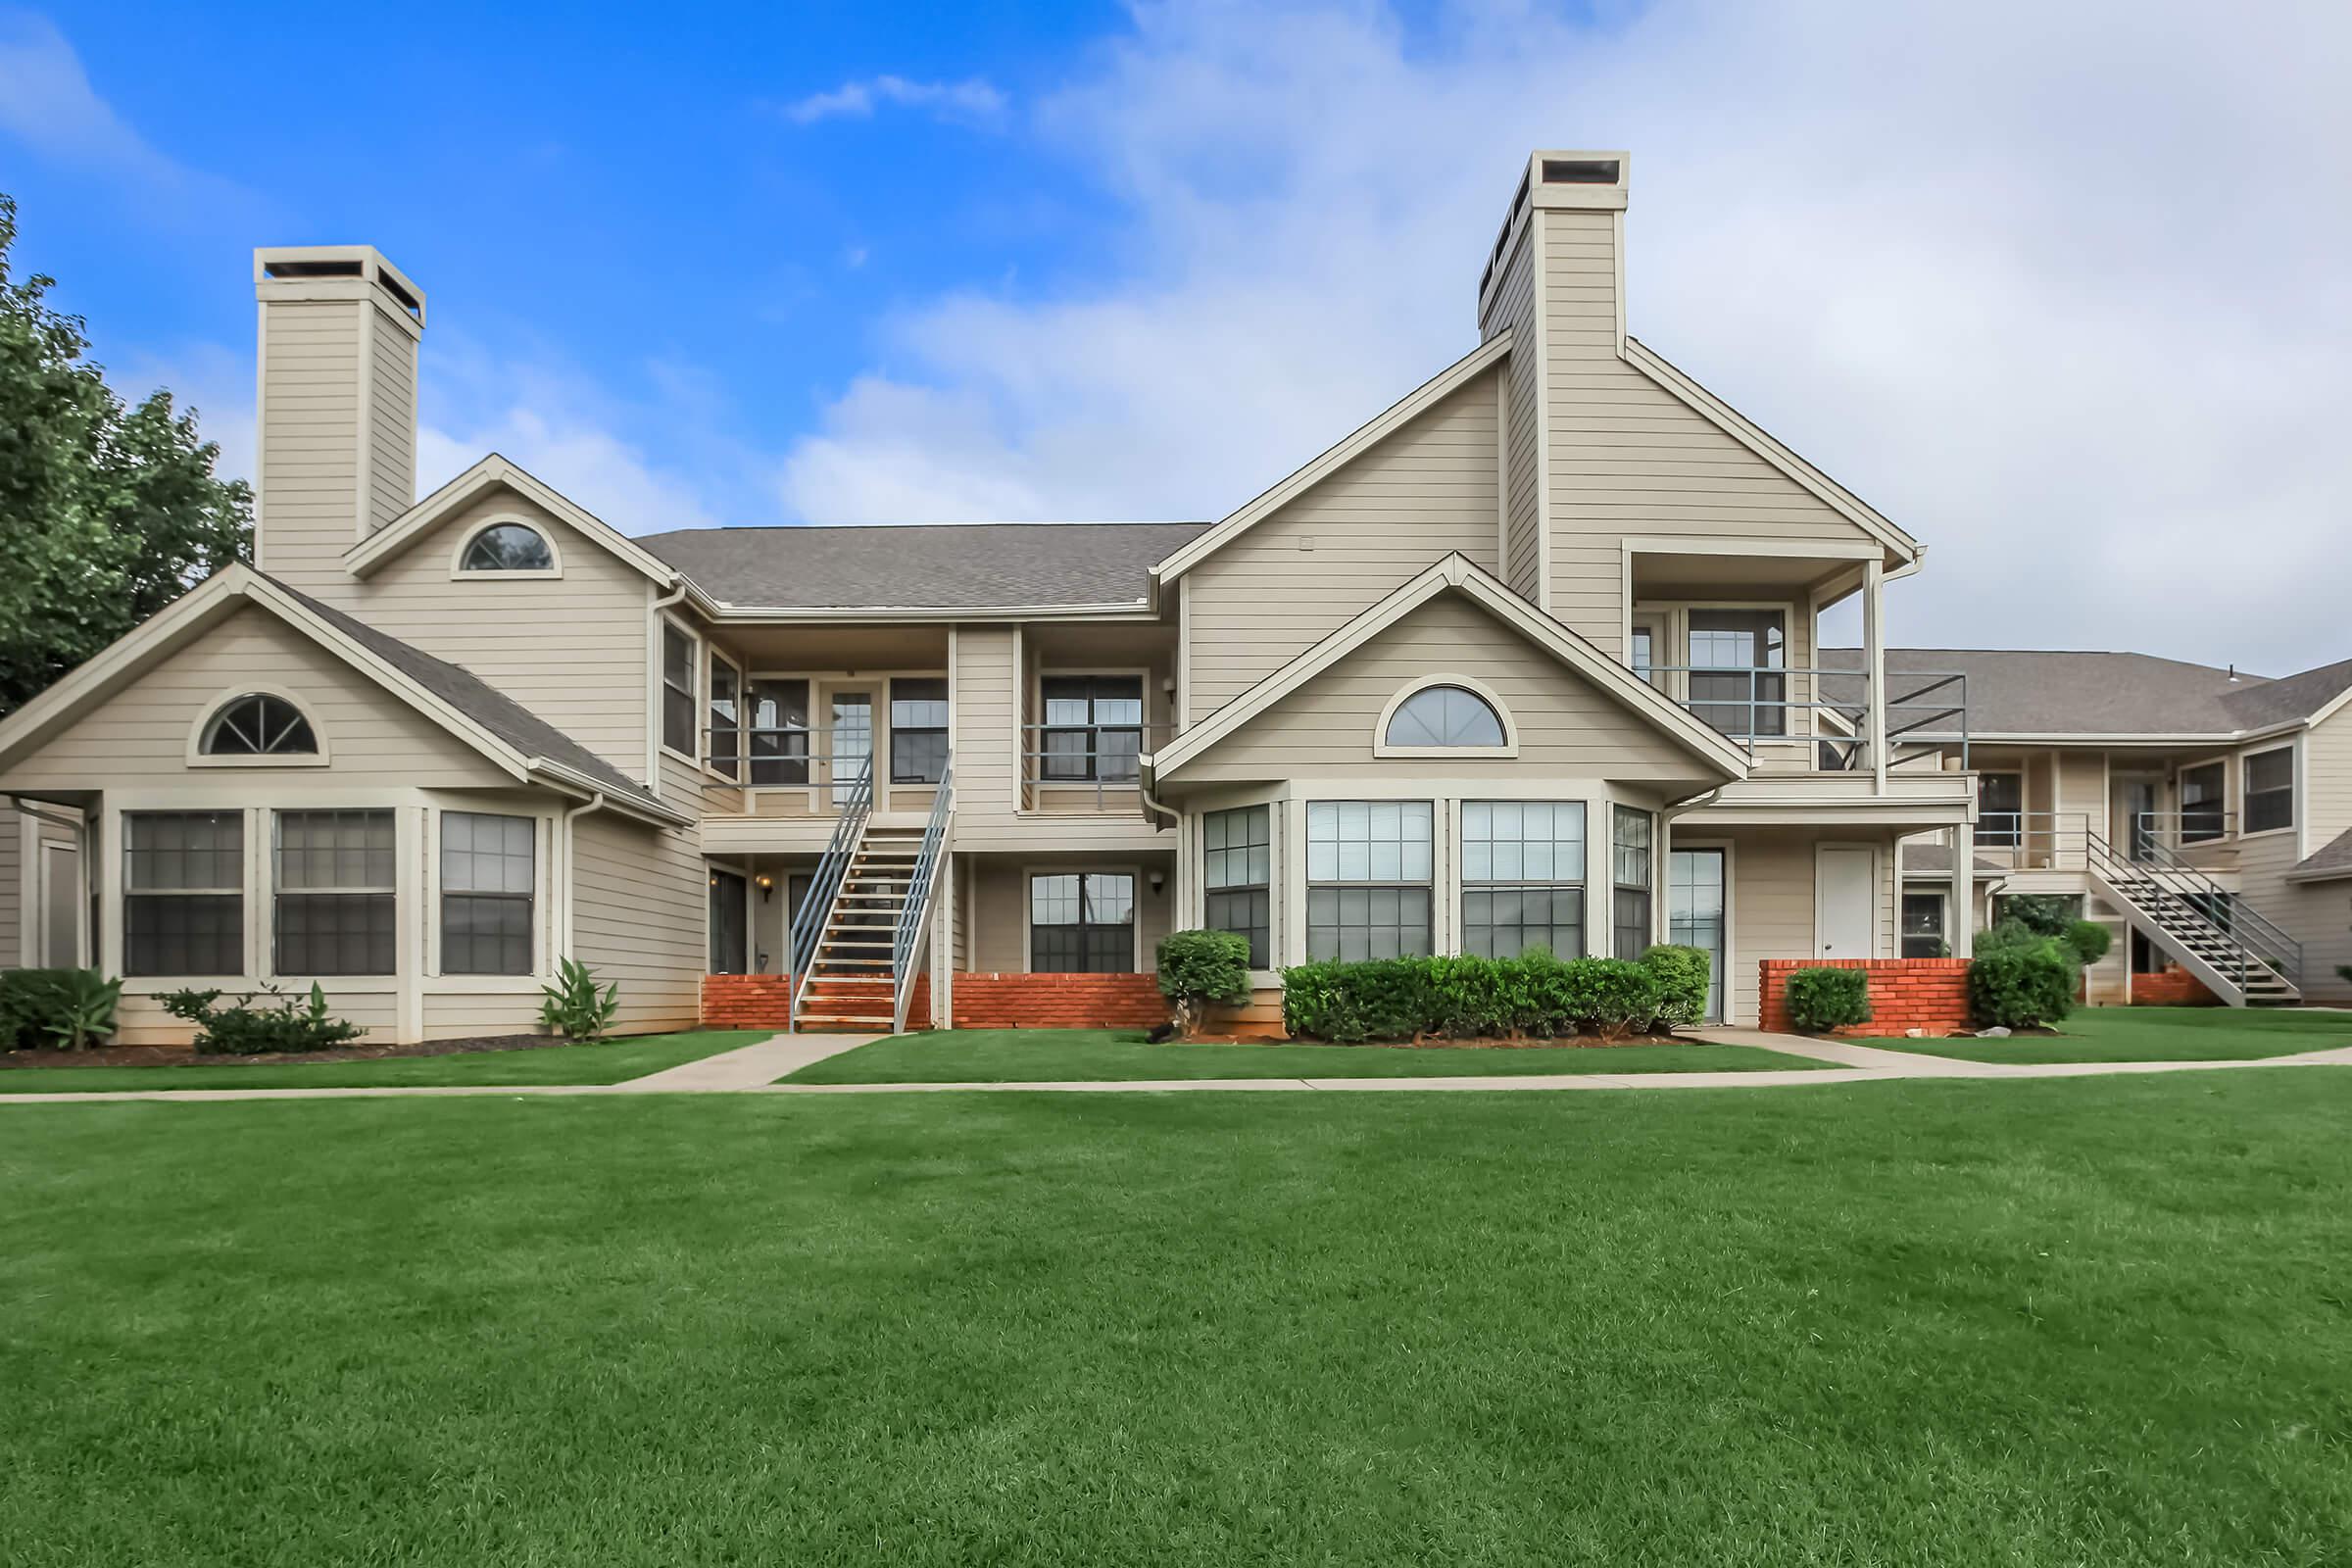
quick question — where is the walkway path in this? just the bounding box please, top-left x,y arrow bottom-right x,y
3,1031 -> 2350,1105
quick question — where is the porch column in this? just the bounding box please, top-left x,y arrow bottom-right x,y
1864,558 -> 1887,792
1949,828 -> 1973,958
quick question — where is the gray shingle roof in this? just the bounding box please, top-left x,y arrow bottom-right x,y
2291,827 -> 2352,881
634,522 -> 1210,611
270,577 -> 660,806
1896,844 -> 2005,878
1819,648 -> 2352,736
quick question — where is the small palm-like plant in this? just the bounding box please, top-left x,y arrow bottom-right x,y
41,969 -> 122,1052
540,956 -> 621,1041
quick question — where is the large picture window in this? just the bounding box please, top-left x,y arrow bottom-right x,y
748,678 -> 810,786
1203,806 -> 1271,967
709,655 -> 742,780
2180,761 -> 2226,843
1030,871 -> 1135,972
1460,801 -> 1585,958
123,810 -> 244,976
1306,801 -> 1433,961
273,809 -> 396,976
890,678 -> 949,785
1688,610 -> 1786,738
441,811 -> 534,976
2243,748 -> 2292,834
1040,675 -> 1143,782
1976,772 -> 2024,849
1611,806 -> 1654,958
661,622 -> 697,758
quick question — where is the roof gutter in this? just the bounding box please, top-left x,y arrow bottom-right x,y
529,759 -> 693,829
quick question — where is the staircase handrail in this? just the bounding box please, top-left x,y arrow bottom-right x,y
2084,823 -> 2302,990
893,755 -> 954,1034
787,754 -> 874,1032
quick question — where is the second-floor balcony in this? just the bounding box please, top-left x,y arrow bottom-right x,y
1642,663 -> 1970,774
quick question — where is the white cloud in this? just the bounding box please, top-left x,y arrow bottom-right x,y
776,0 -> 2352,673
779,74 -> 1006,125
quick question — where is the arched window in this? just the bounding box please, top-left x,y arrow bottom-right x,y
202,693 -> 318,757
1383,683 -> 1507,749
458,522 -> 556,572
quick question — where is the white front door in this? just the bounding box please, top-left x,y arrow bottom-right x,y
1815,846 -> 1876,959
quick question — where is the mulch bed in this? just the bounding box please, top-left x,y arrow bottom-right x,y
0,1034 -> 555,1070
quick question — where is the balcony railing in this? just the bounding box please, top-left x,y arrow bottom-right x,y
1642,665 -> 1969,769
701,728 -> 946,813
1019,722 -> 1174,812
1978,809 -> 2237,866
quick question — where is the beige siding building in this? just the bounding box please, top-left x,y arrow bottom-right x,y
2,149 -> 2330,1041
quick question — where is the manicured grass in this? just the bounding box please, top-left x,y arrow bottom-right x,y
0,1029 -> 768,1092
3,1074 -> 2347,1564
784,1026 -> 1829,1082
1892,1004 -> 2352,1065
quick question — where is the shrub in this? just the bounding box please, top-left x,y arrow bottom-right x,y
161,982 -> 367,1054
0,967 -> 120,1051
42,969 -> 122,1051
1279,954 -> 1663,1044
1639,944 -> 1711,1032
540,956 -> 621,1040
2061,918 -> 2113,966
1994,894 -> 2082,938
1155,929 -> 1251,1037
1783,966 -> 1872,1032
1967,937 -> 2079,1029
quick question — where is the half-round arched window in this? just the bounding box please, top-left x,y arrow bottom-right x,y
458,522 -> 556,572
201,693 -> 318,757
1383,683 -> 1508,750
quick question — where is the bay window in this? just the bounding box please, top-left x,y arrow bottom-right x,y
1306,801 -> 1433,961
1460,801 -> 1585,959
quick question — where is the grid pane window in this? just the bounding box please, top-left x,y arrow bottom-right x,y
1668,848 -> 1727,1020
662,623 -> 697,756
1030,872 -> 1135,972
709,658 -> 742,780
1461,801 -> 1585,958
1041,676 -> 1143,783
1306,801 -> 1433,960
124,811 -> 244,976
274,809 -> 395,976
749,679 -> 810,786
890,678 -> 949,785
1202,806 -> 1271,966
1688,611 -> 1787,738
2180,762 -> 2226,843
1612,806 -> 1654,958
2244,748 -> 2292,834
441,811 -> 535,976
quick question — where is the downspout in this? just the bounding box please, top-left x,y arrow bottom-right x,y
558,792 -> 609,963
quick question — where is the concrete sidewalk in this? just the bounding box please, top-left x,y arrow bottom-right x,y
622,1032 -> 879,1091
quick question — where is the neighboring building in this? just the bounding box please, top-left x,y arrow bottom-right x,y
0,150 -> 2316,1040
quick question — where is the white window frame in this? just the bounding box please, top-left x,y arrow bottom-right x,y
121,808 -> 249,980
186,686 -> 331,768
659,614 -> 701,765
708,647 -> 747,783
1029,665 -> 1151,799
270,807 -> 399,979
448,515 -> 564,579
1373,674 -> 1520,759
1200,803 -> 1274,969
1458,800 -> 1588,959
1303,799 -> 1438,962
2240,744 -> 2295,839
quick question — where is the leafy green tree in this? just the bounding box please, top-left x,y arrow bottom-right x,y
0,193 -> 251,712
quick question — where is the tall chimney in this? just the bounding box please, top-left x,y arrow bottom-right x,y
252,246 -> 425,599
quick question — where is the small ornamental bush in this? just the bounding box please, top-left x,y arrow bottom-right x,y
540,957 -> 621,1041
1155,929 -> 1251,1038
1967,938 -> 2079,1029
1,967 -> 121,1051
1995,894 -> 2082,938
1783,966 -> 1873,1033
1278,954 -> 1666,1044
1639,945 -> 1711,1032
161,982 -> 367,1054
2061,918 -> 2113,966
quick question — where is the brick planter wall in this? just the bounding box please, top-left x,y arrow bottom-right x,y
2131,966 -> 2219,1006
701,972 -> 1163,1031
1759,957 -> 1973,1037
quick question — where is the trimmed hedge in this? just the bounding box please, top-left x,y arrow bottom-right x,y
1155,929 -> 1251,1036
1280,949 -> 1706,1044
1641,945 -> 1711,1030
1783,966 -> 1872,1032
1967,936 -> 2079,1029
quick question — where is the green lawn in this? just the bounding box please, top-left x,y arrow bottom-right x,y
0,1029 -> 767,1093
3,1075 -> 2346,1564
784,1026 -> 1829,1083
1892,1004 -> 2352,1065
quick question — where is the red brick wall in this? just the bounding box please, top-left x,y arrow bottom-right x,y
1759,957 -> 1973,1037
701,972 -> 1163,1031
2131,966 -> 2219,1006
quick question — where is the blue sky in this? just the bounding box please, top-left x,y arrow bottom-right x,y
5,1 -> 2351,670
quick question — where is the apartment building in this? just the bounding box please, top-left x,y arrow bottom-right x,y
6,149 -> 2311,1041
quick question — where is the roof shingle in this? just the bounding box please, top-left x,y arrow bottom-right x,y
636,522 -> 1209,611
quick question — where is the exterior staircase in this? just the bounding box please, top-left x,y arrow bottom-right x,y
794,825 -> 927,1031
2083,828 -> 2302,1006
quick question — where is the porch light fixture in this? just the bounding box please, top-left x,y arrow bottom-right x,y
756,873 -> 775,903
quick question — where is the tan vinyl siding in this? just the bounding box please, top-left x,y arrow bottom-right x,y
1712,825 -> 1900,1028
365,308 -> 417,533
354,491 -> 651,780
568,808 -> 702,1031
953,627 -> 1018,827
257,298 -> 367,597
0,608 -> 513,792
2303,710 -> 2352,847
0,804 -> 20,965
420,991 -> 549,1041
963,853 -> 1173,973
1485,232 -> 1543,602
2056,750 -> 2107,841
1185,371 -> 1502,721
1175,592 -> 1715,787
1536,207 -> 1884,650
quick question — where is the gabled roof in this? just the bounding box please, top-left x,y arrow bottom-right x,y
1148,553 -> 1752,781
1151,333 -> 1514,584
0,565 -> 686,826
638,521 -> 1206,613
2288,827 -> 2352,883
342,454 -> 683,586
1820,647 -> 2352,740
